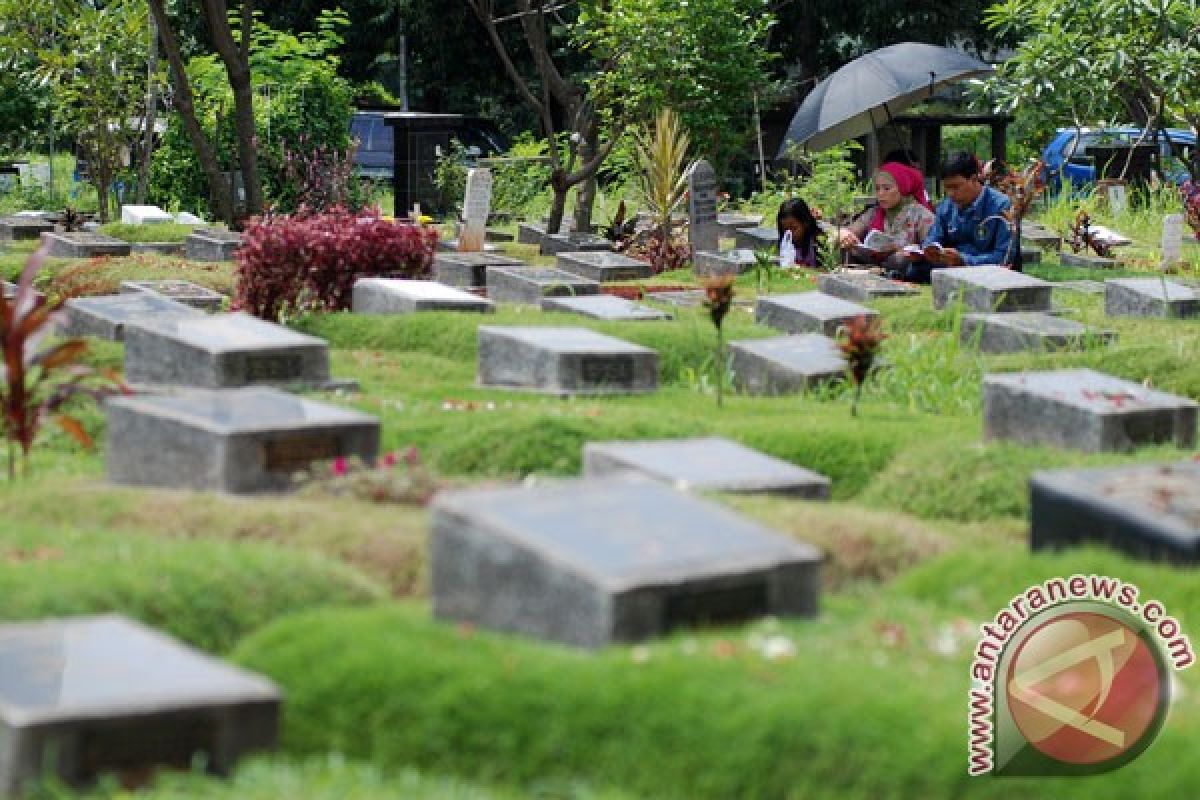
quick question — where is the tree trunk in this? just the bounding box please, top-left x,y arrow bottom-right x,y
572,125 -> 599,232
205,0 -> 263,220
135,11 -> 159,206
547,169 -> 569,234
93,161 -> 112,223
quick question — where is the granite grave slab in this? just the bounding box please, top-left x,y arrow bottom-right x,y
352,278 -> 493,314
64,294 -> 200,341
729,334 -> 847,395
541,294 -> 670,321
717,212 -> 764,238
432,251 -> 525,287
1021,224 -> 1062,251
539,232 -> 613,256
119,280 -> 225,312
693,249 -> 756,277
817,272 -> 919,302
485,266 -> 600,305
734,226 -> 778,251
932,266 -> 1053,312
478,326 -> 657,394
755,292 -> 877,337
555,251 -> 652,282
961,312 -> 1116,353
0,216 -> 54,241
40,232 -> 131,259
1060,251 -> 1117,269
120,205 -> 173,225
1105,278 -> 1200,319
184,229 -> 242,261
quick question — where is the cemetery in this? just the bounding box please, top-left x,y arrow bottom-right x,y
3,0 -> 1200,798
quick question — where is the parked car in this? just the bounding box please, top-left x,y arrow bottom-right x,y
350,110 -> 509,182
1041,127 -> 1196,191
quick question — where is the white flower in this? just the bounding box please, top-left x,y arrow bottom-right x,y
760,635 -> 796,661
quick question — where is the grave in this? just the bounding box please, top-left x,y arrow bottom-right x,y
1054,280 -> 1106,295
1060,251 -> 1117,269
729,334 -> 847,395
430,478 -> 821,648
477,326 -> 657,394
817,272 -> 918,302
717,212 -> 764,238
64,294 -> 200,341
485,266 -> 600,305
0,216 -> 54,241
123,312 -> 331,389
643,289 -> 706,307
693,249 -> 755,277
436,238 -> 501,253
1030,461 -> 1200,562
583,437 -> 831,498
40,231 -> 131,259
458,168 -> 493,252
106,387 -> 380,493
0,614 -> 279,795
352,278 -> 493,314
961,312 -> 1116,354
1105,278 -> 1199,319
184,229 -> 242,262
555,251 -> 652,282
931,266 -> 1053,312
120,205 -> 173,225
1020,248 -> 1041,266
174,211 -> 206,225
755,292 -> 877,337
130,241 -> 185,256
539,231 -> 613,257
983,368 -> 1197,452
432,252 -> 525,288
119,280 -> 225,312
1020,224 -> 1062,251
688,160 -> 719,253
734,226 -> 778,251
541,294 -> 670,321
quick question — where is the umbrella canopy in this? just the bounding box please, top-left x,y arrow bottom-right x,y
778,43 -> 994,157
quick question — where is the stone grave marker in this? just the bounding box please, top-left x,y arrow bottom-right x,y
120,205 -> 173,225
555,251 -> 652,283
1162,213 -> 1185,269
106,387 -> 379,493
518,218 -> 585,245
1054,280 -> 1106,295
478,326 -> 657,394
1105,278 -> 1199,319
64,293 -> 200,341
756,291 -> 877,337
184,228 -> 242,262
0,216 -> 54,241
123,312 -> 331,389
458,168 -> 494,253
541,294 -> 670,321
352,278 -> 493,314
961,312 -> 1116,354
41,231 -> 131,259
1060,251 -> 1117,269
693,249 -> 756,277
119,280 -> 225,312
430,478 -> 821,648
1030,461 -> 1200,562
817,272 -> 918,302
717,212 -> 764,238
432,252 -> 525,288
583,436 -> 831,498
729,333 -> 847,395
539,231 -> 613,257
485,266 -> 600,305
0,614 -> 279,795
931,266 -> 1052,312
688,159 -> 719,253
983,368 -> 1197,452
1020,223 -> 1062,251
734,226 -> 779,251
130,241 -> 185,256
174,211 -> 205,225
643,289 -> 706,307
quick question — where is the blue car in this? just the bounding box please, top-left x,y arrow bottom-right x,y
1041,127 -> 1196,191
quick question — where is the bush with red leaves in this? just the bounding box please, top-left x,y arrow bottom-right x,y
234,208 -> 438,320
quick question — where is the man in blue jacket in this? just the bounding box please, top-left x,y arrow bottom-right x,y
902,150 -> 1014,283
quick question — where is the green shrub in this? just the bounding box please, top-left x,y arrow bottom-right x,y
96,222 -> 197,243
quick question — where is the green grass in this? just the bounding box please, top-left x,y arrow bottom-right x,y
97,222 -> 200,243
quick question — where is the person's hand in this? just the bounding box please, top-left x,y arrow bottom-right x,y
838,229 -> 860,248
940,248 -> 964,266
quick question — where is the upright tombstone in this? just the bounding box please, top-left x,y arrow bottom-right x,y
64,294 -> 200,341
1105,278 -> 1199,319
352,278 -> 494,314
0,614 -> 279,795
119,280 -> 225,312
931,266 -> 1052,312
485,266 -> 600,305
688,159 -> 719,254
755,292 -> 877,337
431,478 -> 822,648
458,168 -> 493,252
1162,213 -> 1185,270
432,252 -> 525,288
477,326 -> 657,394
729,334 -> 847,395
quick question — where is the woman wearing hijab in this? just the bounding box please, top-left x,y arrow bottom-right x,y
837,161 -> 935,276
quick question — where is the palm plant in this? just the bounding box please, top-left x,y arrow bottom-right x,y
633,109 -> 696,270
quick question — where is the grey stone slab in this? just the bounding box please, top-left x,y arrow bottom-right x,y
478,325 -> 657,394
693,249 -> 756,277
817,272 -> 919,302
517,222 -> 547,245
184,229 -> 242,262
1105,278 -> 1200,319
539,232 -> 614,256
644,289 -> 706,307
729,334 -> 846,395
961,312 -> 1116,354
485,266 -> 600,305
123,312 -> 331,389
1021,225 -> 1062,251
1060,251 -> 1116,269
734,226 -> 779,251
352,278 -> 493,314
431,478 -> 821,648
64,294 -> 201,341
0,614 -> 278,794
436,238 -> 501,253
583,437 -> 831,498
1054,280 -> 1106,295
1031,461 -> 1200,562
555,251 -> 652,282
541,294 -> 670,321
688,160 -> 719,253
106,387 -> 379,493
717,212 -> 764,238
983,368 -> 1198,452
120,205 -> 173,225
129,241 -> 185,256
432,252 -> 525,288
0,217 -> 54,241
119,280 -> 225,312
932,266 -> 1053,312
40,232 -> 131,259
755,291 -> 877,337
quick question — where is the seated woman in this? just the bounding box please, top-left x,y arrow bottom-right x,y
775,197 -> 824,267
837,161 -> 935,277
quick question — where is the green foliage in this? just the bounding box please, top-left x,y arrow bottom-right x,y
96,222 -> 197,243
435,134 -> 553,220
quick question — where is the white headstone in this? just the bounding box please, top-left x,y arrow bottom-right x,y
688,160 -> 719,253
121,205 -> 174,225
1105,183 -> 1128,214
1162,213 -> 1185,269
459,168 -> 493,253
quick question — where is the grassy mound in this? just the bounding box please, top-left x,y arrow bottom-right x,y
96,222 -> 200,243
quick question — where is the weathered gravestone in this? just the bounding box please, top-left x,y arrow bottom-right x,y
688,160 -> 719,253
478,326 -> 657,394
0,216 -> 54,241
430,478 -> 821,648
485,266 -> 600,305
184,229 -> 242,262
539,231 -> 613,257
983,368 -> 1198,452
817,272 -> 918,303
693,249 -> 756,277
555,251 -> 652,282
0,614 -> 279,795
120,280 -> 225,312
64,294 -> 200,341
123,312 -> 331,389
729,334 -> 847,395
583,436 -> 831,498
120,205 -> 173,225
931,266 -> 1053,312
1105,278 -> 1200,319
1162,213 -> 1185,270
1030,461 -> 1200,562
352,278 -> 494,314
458,168 -> 494,253
1060,251 -> 1117,269
40,232 -> 131,259
542,294 -> 670,321
1020,223 -> 1062,252
432,252 -> 525,288
734,226 -> 779,251
518,218 -> 588,246
755,292 -> 877,337
717,212 -> 764,238
961,312 -> 1116,354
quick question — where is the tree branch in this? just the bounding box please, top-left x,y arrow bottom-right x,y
466,0 -> 544,115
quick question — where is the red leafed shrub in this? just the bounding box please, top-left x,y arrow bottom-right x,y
234,207 -> 439,320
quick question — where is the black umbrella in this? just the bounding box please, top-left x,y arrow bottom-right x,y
777,43 -> 994,157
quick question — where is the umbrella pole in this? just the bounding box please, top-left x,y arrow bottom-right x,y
754,92 -> 768,194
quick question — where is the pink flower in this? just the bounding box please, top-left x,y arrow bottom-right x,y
382,451 -> 398,468
332,457 -> 349,476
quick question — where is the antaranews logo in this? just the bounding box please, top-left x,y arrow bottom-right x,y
967,574 -> 1193,777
